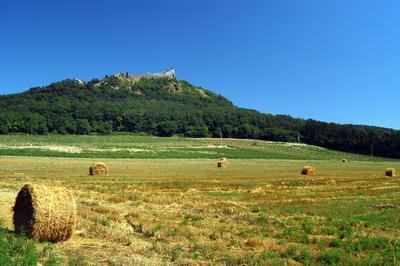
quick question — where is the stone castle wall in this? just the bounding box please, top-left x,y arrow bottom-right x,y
111,68 -> 176,79
144,68 -> 175,78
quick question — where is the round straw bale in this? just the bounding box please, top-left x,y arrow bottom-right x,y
217,158 -> 228,168
301,166 -> 316,176
385,168 -> 396,177
13,184 -> 76,242
89,162 -> 108,175
342,159 -> 347,163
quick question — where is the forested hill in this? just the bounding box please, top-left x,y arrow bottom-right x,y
0,75 -> 399,158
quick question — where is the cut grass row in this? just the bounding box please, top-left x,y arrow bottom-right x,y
0,134 -> 394,161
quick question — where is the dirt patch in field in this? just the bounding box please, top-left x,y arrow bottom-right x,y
0,144 -> 231,154
0,145 -> 83,153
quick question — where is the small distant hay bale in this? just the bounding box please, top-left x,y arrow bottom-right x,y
89,162 -> 108,175
301,166 -> 316,176
13,184 -> 76,242
342,159 -> 347,163
385,168 -> 396,177
217,158 -> 228,168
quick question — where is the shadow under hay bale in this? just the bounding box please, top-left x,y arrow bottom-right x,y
13,184 -> 76,242
217,158 -> 228,168
89,162 -> 108,175
385,168 -> 396,177
301,166 -> 316,176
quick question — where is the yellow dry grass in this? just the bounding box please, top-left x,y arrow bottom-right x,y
0,157 -> 399,265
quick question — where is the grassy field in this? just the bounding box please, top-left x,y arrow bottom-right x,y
0,154 -> 399,265
0,134 -> 393,161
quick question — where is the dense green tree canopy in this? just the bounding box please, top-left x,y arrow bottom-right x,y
1,76 -> 399,158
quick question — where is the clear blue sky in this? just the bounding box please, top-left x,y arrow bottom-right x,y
1,0 -> 399,129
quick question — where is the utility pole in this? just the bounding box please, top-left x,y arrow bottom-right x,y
29,122 -> 33,146
370,143 -> 374,157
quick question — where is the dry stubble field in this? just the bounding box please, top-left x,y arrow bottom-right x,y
0,156 -> 399,265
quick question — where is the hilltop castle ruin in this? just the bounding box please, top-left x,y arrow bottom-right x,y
144,68 -> 175,78
111,68 -> 176,79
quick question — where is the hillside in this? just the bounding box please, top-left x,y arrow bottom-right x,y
0,74 -> 399,158
0,134 -> 394,161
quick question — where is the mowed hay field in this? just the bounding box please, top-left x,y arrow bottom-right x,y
0,134 -> 395,161
0,156 -> 399,265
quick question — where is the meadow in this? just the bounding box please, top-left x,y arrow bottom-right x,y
0,134 -> 393,161
0,135 -> 399,265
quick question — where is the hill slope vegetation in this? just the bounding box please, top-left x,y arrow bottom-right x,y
0,75 -> 399,158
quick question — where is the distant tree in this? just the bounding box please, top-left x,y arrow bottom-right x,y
76,119 -> 91,135
64,118 -> 77,134
99,121 -> 113,135
57,127 -> 67,135
185,125 -> 210,138
157,121 -> 178,137
37,123 -> 48,135
214,127 -> 222,138
0,124 -> 8,134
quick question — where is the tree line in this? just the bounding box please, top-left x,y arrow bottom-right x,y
0,77 -> 399,158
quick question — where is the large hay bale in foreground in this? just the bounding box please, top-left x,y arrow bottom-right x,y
385,168 -> 396,177
13,184 -> 76,242
301,166 -> 316,176
89,162 -> 108,175
217,158 -> 228,168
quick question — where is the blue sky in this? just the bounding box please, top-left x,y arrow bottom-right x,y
1,0 -> 399,129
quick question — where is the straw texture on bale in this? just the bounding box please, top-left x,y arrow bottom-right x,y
217,158 -> 228,168
13,184 -> 76,242
301,166 -> 316,176
385,168 -> 396,177
89,162 -> 108,175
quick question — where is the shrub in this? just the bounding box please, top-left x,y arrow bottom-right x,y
336,220 -> 353,239
251,215 -> 268,225
170,244 -> 183,261
320,249 -> 344,265
302,221 -> 314,234
157,121 -> 178,137
285,245 -> 312,264
329,239 -> 341,248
